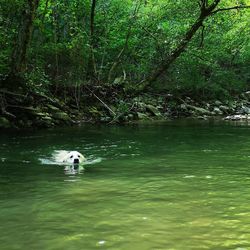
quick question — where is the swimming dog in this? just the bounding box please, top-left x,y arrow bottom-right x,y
54,150 -> 86,164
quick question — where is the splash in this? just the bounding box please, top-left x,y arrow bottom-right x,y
39,150 -> 102,166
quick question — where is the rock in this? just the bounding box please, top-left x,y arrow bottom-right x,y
241,106 -> 250,114
0,117 -> 11,128
136,102 -> 146,112
46,104 -> 60,111
24,107 -> 42,116
28,108 -> 53,119
128,114 -> 134,120
180,104 -> 188,110
145,104 -> 162,117
224,115 -> 248,121
137,112 -> 150,120
213,107 -> 223,115
244,91 -> 250,100
35,112 -> 50,117
113,77 -> 123,85
185,97 -> 194,103
186,105 -> 212,116
42,116 -> 53,121
219,105 -> 230,113
205,103 -> 211,109
214,100 -> 222,106
35,118 -> 54,127
52,112 -> 71,121
197,116 -> 208,120
100,116 -> 111,122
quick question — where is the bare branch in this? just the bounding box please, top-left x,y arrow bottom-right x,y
85,86 -> 116,116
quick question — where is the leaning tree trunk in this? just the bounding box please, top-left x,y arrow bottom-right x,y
8,0 -> 40,85
137,0 -> 221,89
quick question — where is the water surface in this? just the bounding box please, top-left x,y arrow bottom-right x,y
1,119 -> 250,249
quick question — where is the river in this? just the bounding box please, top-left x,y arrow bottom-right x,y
1,119 -> 250,249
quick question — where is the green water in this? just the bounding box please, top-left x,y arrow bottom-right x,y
1,120 -> 250,250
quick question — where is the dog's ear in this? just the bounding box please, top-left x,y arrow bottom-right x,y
79,153 -> 86,161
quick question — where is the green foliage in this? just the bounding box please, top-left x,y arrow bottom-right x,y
24,66 -> 50,92
0,0 -> 249,99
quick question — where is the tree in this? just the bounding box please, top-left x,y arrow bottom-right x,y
8,0 -> 40,85
1,0 -> 249,98
137,0 -> 250,89
87,0 -> 97,81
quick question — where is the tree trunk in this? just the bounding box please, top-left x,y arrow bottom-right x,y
9,0 -> 40,82
137,0 -> 221,89
87,0 -> 97,81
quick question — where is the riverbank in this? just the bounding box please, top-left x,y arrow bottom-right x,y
1,88 -> 250,129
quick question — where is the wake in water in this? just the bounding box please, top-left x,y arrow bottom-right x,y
39,150 -> 102,166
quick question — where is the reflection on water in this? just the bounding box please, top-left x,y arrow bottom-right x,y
64,165 -> 85,175
1,120 -> 250,249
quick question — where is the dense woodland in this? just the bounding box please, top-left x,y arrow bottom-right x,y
0,0 -> 250,128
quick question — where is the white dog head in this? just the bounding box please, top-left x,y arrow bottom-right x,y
61,151 -> 85,164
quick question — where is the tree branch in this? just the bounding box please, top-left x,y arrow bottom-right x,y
135,0 -> 250,89
211,5 -> 250,15
199,25 -> 205,48
85,86 -> 116,116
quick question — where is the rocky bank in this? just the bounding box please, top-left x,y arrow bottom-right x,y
1,89 -> 250,129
